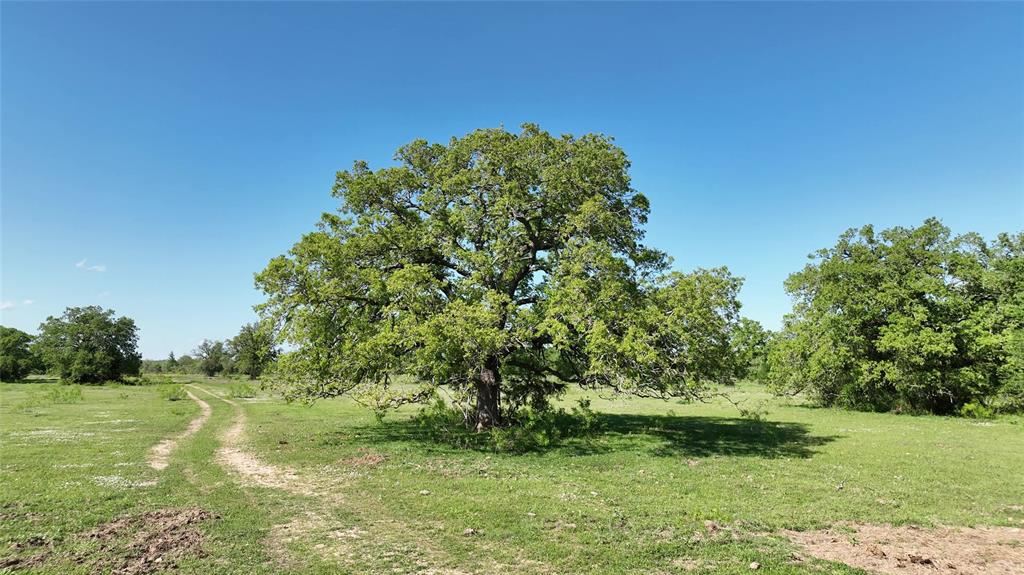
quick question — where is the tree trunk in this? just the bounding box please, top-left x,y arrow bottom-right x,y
474,356 -> 502,431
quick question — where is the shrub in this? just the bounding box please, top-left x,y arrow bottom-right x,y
124,375 -> 175,386
229,383 -> 257,399
47,385 -> 84,404
959,402 -> 995,419
994,379 -> 1024,414
412,397 -> 602,453
161,385 -> 187,401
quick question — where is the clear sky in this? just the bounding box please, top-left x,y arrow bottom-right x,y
2,2 -> 1022,358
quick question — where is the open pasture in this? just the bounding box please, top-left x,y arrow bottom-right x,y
1,379 -> 1022,574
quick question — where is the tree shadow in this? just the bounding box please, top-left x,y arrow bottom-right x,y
329,411 -> 838,460
595,413 -> 838,459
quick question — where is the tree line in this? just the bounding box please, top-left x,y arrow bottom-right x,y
142,323 -> 278,379
1,310 -> 277,383
2,125 -> 1020,422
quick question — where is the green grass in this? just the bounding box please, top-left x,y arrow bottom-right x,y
1,378 -> 1021,574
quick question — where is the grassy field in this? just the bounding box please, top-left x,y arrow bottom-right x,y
1,378 -> 1022,574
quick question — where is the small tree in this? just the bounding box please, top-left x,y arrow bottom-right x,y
167,351 -> 179,372
258,124 -> 742,429
194,340 -> 227,377
0,326 -> 39,381
229,323 -> 278,379
34,306 -> 141,383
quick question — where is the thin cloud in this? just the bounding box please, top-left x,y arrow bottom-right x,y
0,301 -> 13,310
22,299 -> 34,305
75,258 -> 106,272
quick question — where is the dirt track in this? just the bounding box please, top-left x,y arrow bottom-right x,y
189,385 -> 319,495
148,390 -> 212,471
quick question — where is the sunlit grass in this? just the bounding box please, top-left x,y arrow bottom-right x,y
1,378 -> 1021,574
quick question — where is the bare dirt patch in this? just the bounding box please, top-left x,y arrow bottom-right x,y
783,522 -> 1024,575
84,507 -> 216,575
148,390 -> 212,471
0,507 -> 216,574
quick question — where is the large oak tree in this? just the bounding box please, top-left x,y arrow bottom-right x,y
257,124 -> 741,429
34,306 -> 141,383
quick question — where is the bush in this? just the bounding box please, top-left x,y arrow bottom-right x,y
412,397 -> 602,453
161,385 -> 187,401
47,385 -> 83,404
124,375 -> 175,386
959,402 -> 995,419
994,379 -> 1024,414
229,383 -> 257,398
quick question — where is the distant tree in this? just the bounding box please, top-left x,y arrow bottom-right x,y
177,354 -> 198,374
194,340 -> 228,377
767,220 -> 1023,414
257,124 -> 742,429
0,326 -> 39,381
167,351 -> 179,372
229,323 -> 278,379
729,318 -> 771,381
141,359 -> 164,373
221,355 -> 237,375
34,306 -> 141,383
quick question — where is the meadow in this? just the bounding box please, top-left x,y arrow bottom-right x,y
1,378 -> 1022,574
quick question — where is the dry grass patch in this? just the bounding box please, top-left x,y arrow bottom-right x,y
340,447 -> 387,468
266,510 -> 554,575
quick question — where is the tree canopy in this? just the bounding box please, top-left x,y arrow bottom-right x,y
194,339 -> 229,377
229,322 -> 278,379
767,219 -> 1023,414
34,306 -> 141,383
0,326 -> 39,381
257,124 -> 741,429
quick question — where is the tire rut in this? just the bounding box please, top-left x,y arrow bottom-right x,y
148,390 -> 212,471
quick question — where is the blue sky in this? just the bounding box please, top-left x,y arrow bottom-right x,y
2,2 -> 1022,358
